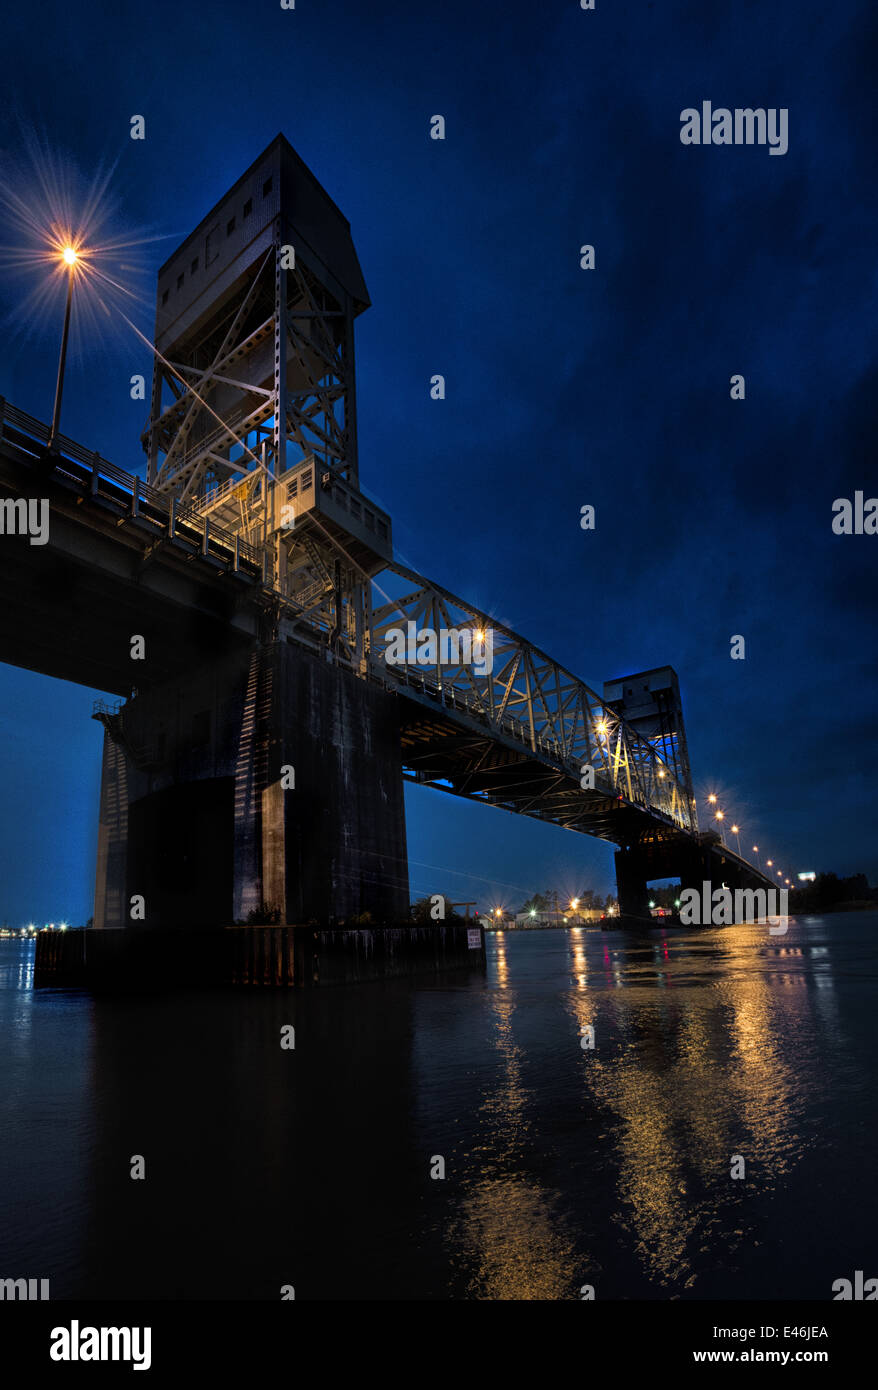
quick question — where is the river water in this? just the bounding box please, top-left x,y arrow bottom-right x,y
1,914 -> 876,1300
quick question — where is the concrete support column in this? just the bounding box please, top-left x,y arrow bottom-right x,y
615,846 -> 651,920
93,639 -> 410,930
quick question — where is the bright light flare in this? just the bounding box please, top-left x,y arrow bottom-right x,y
0,126 -> 164,361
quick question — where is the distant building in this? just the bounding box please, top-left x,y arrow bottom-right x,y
512,909 -> 599,928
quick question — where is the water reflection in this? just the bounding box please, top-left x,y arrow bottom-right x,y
440,918 -> 873,1299
1,916 -> 876,1300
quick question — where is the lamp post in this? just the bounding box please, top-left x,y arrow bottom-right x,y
49,246 -> 78,450
752,845 -> 761,872
731,823 -> 742,857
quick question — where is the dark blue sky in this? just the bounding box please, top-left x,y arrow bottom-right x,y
1,0 -> 875,924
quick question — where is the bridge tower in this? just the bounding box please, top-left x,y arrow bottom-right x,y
603,667 -> 697,830
94,137 -> 408,932
141,133 -> 388,666
603,667 -> 698,916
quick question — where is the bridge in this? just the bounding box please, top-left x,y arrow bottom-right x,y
0,134 -> 776,935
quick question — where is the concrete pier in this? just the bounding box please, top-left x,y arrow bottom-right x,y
95,639 -> 409,931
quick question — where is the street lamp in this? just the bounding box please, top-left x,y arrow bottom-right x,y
731,823 -> 742,856
714,809 -> 725,845
752,845 -> 761,872
49,244 -> 79,449
708,793 -> 717,804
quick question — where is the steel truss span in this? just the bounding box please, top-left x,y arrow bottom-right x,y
368,561 -> 696,842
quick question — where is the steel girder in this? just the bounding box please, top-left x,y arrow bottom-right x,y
366,560 -> 695,839
143,238 -> 358,501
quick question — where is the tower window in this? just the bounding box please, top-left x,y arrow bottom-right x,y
262,176 -> 273,197
227,216 -> 236,236
243,198 -> 253,218
205,225 -> 220,266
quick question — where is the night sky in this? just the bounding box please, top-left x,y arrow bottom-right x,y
0,0 -> 875,925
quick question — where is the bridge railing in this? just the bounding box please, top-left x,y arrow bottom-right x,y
0,398 -> 263,576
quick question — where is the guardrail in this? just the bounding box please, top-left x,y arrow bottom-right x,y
0,396 -> 263,578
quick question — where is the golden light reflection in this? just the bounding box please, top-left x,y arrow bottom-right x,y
450,991 -> 582,1298
451,919 -> 830,1297
564,923 -> 818,1290
453,1179 -> 580,1300
569,928 -> 587,988
493,935 -> 509,989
